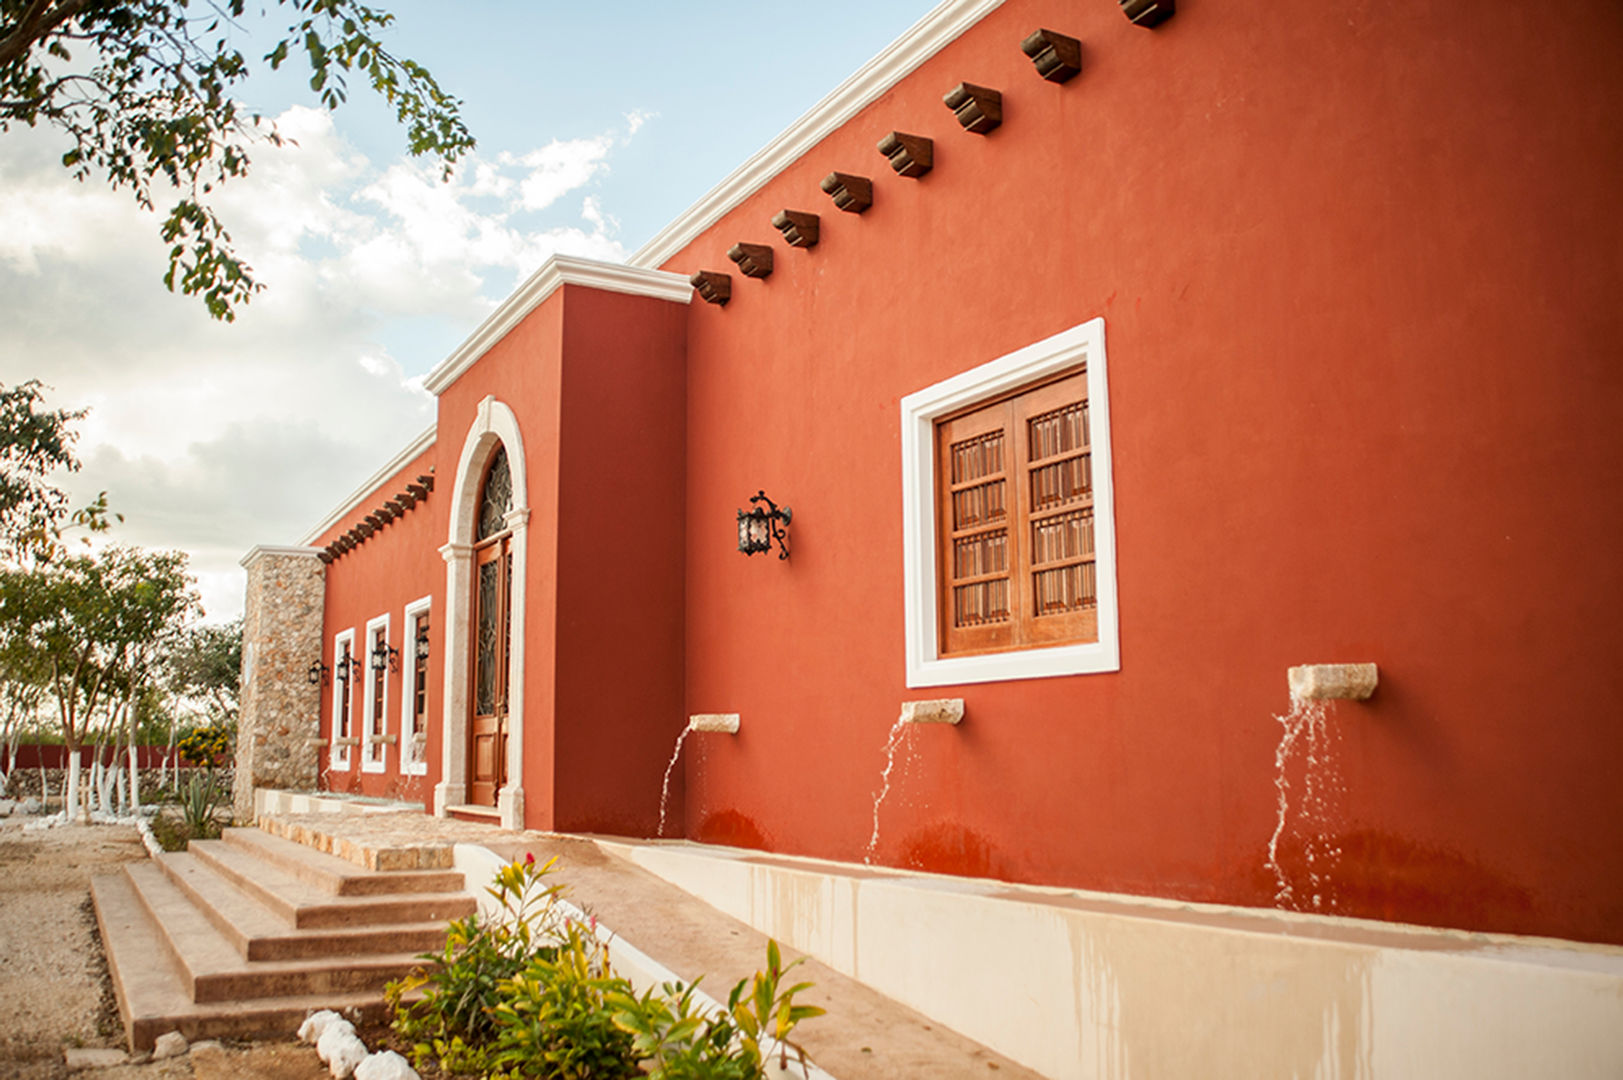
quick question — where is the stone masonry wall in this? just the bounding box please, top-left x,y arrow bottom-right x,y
235,547 -> 326,822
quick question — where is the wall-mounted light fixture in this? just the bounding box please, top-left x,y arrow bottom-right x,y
737,490 -> 792,560
336,654 -> 363,684
371,639 -> 400,673
307,660 -> 330,686
415,626 -> 431,661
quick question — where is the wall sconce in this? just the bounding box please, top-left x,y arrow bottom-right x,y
737,490 -> 792,560
306,660 -> 330,687
371,639 -> 400,673
337,655 -> 362,684
415,627 -> 431,661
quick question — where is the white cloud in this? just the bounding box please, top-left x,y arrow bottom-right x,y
517,135 -> 614,212
0,107 -> 641,621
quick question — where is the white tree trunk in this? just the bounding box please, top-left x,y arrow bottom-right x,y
128,744 -> 141,814
65,752 -> 81,822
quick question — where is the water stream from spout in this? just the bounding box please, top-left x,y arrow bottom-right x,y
864,718 -> 912,865
657,727 -> 693,838
1266,695 -> 1342,910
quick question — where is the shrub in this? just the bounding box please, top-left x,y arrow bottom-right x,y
387,854 -> 568,1072
486,921 -> 639,1079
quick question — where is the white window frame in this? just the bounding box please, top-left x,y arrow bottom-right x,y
400,595 -> 432,776
901,316 -> 1120,687
330,628 -> 356,771
361,613 -> 390,773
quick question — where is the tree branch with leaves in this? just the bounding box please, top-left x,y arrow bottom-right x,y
0,0 -> 474,319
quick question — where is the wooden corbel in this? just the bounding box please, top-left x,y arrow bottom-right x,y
819,172 -> 873,213
727,242 -> 774,279
1120,0 -> 1174,27
690,270 -> 732,306
944,83 -> 1002,134
878,132 -> 933,177
771,210 -> 820,248
1021,29 -> 1082,83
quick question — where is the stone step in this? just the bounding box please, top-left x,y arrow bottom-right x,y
221,826 -> 465,897
157,850 -> 449,962
91,872 -> 389,1052
258,814 -> 457,871
122,862 -> 423,1003
186,838 -> 475,930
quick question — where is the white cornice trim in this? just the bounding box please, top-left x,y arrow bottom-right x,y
629,0 -> 1005,271
239,544 -> 326,569
422,255 -> 693,396
297,425 -> 437,547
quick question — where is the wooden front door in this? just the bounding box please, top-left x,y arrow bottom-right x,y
469,537 -> 511,806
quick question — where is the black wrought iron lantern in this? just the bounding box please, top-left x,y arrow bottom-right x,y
737,490 -> 792,560
336,653 -> 362,684
306,660 -> 330,686
371,639 -> 400,673
415,625 -> 431,661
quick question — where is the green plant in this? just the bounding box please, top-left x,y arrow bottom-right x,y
608,978 -> 756,1080
608,940 -> 825,1080
387,854 -> 568,1070
486,921 -> 639,1079
178,771 -> 224,840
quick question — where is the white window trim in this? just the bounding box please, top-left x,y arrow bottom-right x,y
901,316 -> 1120,687
400,595 -> 432,777
330,628 -> 355,771
361,614 -> 390,773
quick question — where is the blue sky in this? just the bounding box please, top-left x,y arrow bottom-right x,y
0,0 -> 935,619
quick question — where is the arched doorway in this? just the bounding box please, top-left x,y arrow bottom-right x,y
436,396 -> 529,828
469,445 -> 512,806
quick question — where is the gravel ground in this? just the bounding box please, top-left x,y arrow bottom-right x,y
0,819 -> 329,1080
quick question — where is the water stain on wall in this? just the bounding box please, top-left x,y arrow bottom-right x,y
898,821 -> 1000,879
697,808 -> 768,851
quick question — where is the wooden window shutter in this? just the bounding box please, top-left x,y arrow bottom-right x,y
935,367 -> 1097,657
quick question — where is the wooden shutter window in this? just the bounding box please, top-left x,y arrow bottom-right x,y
935,368 -> 1097,657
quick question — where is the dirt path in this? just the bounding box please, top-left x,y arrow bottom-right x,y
0,820 -> 328,1080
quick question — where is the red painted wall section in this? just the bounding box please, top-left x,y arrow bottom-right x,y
315,440 -> 444,803
666,0 -> 1623,944
429,285 -> 687,835
550,286 -> 689,836
434,295 -> 566,830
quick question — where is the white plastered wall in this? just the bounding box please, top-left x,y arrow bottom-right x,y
603,841 -> 1623,1080
436,395 -> 530,830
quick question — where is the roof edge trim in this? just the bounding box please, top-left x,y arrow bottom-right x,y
422,255 -> 692,397
297,424 -> 438,547
628,0 -> 1006,271
240,544 -> 326,569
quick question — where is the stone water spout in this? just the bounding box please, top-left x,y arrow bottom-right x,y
687,713 -> 741,733
898,698 -> 964,725
1287,663 -> 1378,702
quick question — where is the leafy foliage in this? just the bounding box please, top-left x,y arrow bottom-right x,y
166,617 -> 242,724
388,853 -> 569,1069
0,0 -> 475,319
0,380 -> 114,564
487,921 -> 639,1079
390,856 -> 827,1080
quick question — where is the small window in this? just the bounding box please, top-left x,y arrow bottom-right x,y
362,615 -> 389,773
935,368 -> 1097,657
400,596 -> 431,776
901,318 -> 1119,687
331,629 -> 356,771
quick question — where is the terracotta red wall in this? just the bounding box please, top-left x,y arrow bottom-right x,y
431,286 -> 687,834
315,441 -> 446,802
668,0 -> 1623,944
552,287 -> 689,835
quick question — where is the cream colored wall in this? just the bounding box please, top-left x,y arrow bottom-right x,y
601,841 -> 1623,1080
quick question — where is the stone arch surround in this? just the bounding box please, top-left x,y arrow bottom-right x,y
435,395 -> 530,829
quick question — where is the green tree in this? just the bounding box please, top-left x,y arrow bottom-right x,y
167,617 -> 241,727
0,379 -> 113,564
0,544 -> 198,818
0,0 -> 474,320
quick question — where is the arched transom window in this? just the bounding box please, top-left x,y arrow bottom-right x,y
477,445 -> 512,542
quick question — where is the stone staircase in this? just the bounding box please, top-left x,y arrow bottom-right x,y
91,825 -> 475,1051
